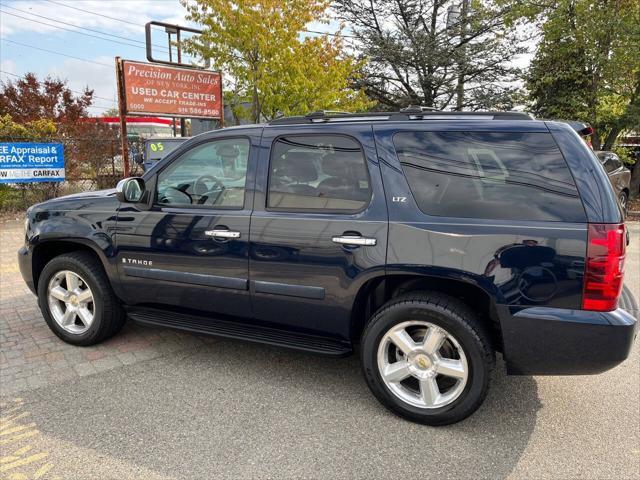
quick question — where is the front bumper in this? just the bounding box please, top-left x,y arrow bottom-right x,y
500,301 -> 637,375
18,245 -> 36,295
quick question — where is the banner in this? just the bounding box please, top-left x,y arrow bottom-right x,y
0,143 -> 65,183
122,60 -> 222,119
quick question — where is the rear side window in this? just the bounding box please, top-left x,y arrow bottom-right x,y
268,135 -> 370,212
393,131 -> 586,222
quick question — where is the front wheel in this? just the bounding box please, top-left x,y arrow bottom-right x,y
37,252 -> 126,346
360,293 -> 494,425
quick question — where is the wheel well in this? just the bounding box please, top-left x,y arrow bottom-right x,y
32,241 -> 103,290
351,275 -> 502,351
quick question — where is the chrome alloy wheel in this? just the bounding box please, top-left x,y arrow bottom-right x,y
377,321 -> 468,409
47,270 -> 95,334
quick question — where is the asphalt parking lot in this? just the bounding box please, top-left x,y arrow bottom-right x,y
1,219 -> 638,480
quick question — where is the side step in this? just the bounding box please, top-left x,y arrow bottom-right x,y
126,307 -> 353,357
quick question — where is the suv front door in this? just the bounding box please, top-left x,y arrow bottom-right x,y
249,125 -> 388,342
115,132 -> 260,318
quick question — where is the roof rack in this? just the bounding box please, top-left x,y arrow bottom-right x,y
269,110 -> 534,125
400,105 -> 440,113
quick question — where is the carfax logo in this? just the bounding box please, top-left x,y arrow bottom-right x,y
122,258 -> 153,266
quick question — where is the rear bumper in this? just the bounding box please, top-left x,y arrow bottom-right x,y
500,303 -> 637,375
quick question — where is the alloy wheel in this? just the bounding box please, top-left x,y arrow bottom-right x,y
377,321 -> 468,409
47,270 -> 95,334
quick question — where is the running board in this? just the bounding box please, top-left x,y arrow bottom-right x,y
126,307 -> 352,357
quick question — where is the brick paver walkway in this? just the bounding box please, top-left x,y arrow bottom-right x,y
1,220 -> 213,396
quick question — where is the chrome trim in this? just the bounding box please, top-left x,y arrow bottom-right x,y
205,230 -> 241,239
331,235 -> 377,246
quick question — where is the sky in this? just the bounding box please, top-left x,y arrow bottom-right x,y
0,0 -> 339,116
1,0 -> 532,116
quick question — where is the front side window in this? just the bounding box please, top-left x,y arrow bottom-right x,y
156,138 -> 249,208
267,135 -> 370,212
393,131 -> 586,222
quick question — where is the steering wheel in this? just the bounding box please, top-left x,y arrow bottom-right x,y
158,186 -> 192,204
194,174 -> 225,204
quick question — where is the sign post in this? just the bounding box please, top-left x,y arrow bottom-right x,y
0,143 -> 65,183
115,57 -> 131,178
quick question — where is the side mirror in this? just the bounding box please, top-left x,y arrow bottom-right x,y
116,177 -> 145,203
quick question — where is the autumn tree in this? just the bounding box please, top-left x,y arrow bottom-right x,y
0,73 -> 118,186
181,0 -> 372,122
0,72 -> 93,125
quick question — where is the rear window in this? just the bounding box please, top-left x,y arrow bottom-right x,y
393,131 -> 586,222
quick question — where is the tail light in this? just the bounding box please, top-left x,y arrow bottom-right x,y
582,223 -> 626,311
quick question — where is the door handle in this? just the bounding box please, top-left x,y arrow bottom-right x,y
331,235 -> 376,246
205,229 -> 241,239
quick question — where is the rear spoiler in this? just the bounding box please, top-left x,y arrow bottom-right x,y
543,119 -> 594,137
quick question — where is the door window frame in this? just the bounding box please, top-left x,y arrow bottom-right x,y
265,133 -> 373,215
152,135 -> 254,211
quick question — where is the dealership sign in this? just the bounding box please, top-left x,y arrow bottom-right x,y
122,60 -> 222,118
0,143 -> 65,183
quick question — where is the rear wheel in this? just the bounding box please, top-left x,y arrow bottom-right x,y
37,252 -> 126,346
361,293 -> 494,425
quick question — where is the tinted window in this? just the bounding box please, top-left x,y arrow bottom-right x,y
156,138 -> 249,208
268,135 -> 370,212
393,131 -> 586,222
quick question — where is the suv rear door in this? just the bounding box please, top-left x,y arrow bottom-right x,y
248,124 -> 387,341
114,130 -> 260,318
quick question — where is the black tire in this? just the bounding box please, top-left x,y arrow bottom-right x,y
37,252 -> 126,346
360,292 -> 494,426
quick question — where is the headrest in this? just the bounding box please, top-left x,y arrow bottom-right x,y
217,144 -> 239,158
273,152 -> 318,182
320,153 -> 349,177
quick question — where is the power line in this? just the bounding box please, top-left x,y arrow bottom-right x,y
304,29 -> 355,38
0,70 -> 116,103
0,10 -> 155,52
44,0 -> 163,29
43,0 -> 354,39
2,4 -> 171,53
40,0 -> 197,59
2,39 -> 113,68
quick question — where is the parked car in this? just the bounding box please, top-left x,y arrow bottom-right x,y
594,151 -> 631,216
18,110 -> 636,426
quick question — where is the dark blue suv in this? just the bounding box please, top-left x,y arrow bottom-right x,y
18,110 -> 637,425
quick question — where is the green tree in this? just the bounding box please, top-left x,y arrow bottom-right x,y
333,0 -> 528,110
181,0 -> 372,122
526,0 -> 640,151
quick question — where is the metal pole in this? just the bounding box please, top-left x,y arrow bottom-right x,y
168,31 -> 177,137
177,29 -> 187,137
219,77 -> 224,129
115,57 -> 131,178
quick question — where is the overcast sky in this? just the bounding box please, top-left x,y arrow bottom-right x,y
1,0 -> 532,116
